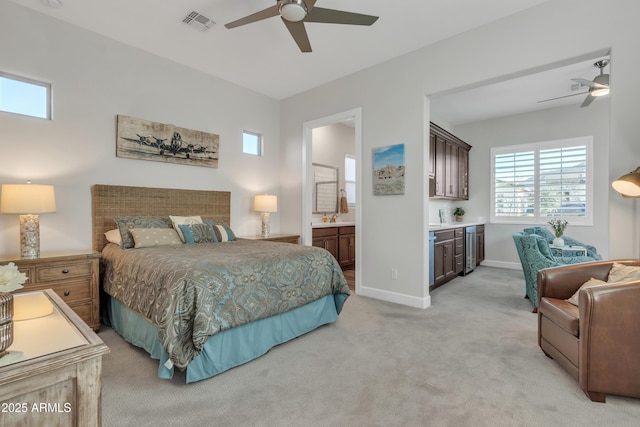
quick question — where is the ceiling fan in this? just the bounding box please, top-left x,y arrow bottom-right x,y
224,0 -> 379,53
538,59 -> 610,107
572,59 -> 610,107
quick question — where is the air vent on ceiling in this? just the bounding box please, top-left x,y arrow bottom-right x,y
183,11 -> 215,32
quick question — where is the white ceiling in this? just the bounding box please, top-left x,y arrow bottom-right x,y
12,0 -> 551,100
431,53 -> 611,126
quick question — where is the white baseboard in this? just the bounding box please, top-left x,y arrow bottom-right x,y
480,260 -> 522,270
357,285 -> 431,309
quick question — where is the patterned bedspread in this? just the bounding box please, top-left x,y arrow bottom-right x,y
101,240 -> 350,369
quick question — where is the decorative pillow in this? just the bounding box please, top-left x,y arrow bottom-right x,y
104,229 -> 122,245
130,228 -> 182,248
170,215 -> 203,243
608,262 -> 640,283
566,277 -> 606,306
114,216 -> 173,249
206,220 -> 236,242
178,223 -> 216,244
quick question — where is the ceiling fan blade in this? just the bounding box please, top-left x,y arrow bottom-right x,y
225,5 -> 280,29
282,19 -> 312,52
537,92 -> 589,103
571,78 -> 596,88
581,93 -> 596,108
305,7 -> 379,25
307,0 -> 317,13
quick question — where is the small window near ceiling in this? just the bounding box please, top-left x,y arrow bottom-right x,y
243,131 -> 262,156
345,154 -> 356,206
0,72 -> 51,119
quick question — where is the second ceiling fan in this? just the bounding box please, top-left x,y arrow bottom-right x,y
225,0 -> 379,53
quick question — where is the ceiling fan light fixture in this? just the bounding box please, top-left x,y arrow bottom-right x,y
280,0 -> 307,22
591,87 -> 610,97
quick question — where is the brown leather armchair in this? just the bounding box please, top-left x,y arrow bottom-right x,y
537,259 -> 640,402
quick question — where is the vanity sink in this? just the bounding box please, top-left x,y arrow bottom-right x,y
312,221 -> 356,228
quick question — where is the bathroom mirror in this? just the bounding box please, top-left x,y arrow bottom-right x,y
312,163 -> 338,214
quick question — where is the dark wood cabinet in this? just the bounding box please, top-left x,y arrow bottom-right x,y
476,224 -> 485,266
312,225 -> 355,270
433,229 -> 456,288
312,227 -> 339,260
338,226 -> 356,269
429,122 -> 471,200
432,225 -> 485,289
454,228 -> 464,274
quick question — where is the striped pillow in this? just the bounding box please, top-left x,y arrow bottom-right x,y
207,221 -> 236,242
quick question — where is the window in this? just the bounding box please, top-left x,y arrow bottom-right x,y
0,72 -> 51,119
242,131 -> 262,156
344,154 -> 356,206
491,136 -> 593,225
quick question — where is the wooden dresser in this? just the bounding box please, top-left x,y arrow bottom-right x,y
1,251 -> 101,331
0,290 -> 109,427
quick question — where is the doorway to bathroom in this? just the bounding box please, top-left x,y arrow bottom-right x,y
302,108 -> 362,292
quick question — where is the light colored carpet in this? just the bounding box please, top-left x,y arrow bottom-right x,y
100,266 -> 640,426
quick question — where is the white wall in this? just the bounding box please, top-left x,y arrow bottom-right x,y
453,100 -> 610,268
0,2 -> 281,256
280,0 -> 640,307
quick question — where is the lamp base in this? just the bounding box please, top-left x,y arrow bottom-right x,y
261,212 -> 271,238
19,214 -> 40,259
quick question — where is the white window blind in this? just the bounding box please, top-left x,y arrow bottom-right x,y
491,136 -> 592,225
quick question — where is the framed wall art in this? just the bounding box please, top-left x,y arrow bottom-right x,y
373,143 -> 405,195
116,115 -> 219,168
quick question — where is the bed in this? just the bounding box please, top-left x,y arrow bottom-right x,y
92,184 -> 349,383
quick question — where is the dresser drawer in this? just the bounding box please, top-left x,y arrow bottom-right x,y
36,261 -> 92,282
24,280 -> 91,304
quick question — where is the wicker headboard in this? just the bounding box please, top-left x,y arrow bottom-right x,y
92,184 -> 231,252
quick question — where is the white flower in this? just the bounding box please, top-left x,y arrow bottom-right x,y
0,262 -> 27,293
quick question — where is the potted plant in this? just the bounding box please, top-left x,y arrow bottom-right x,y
453,207 -> 465,222
548,218 -> 568,246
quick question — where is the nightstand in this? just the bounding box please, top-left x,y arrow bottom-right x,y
0,290 -> 109,427
0,251 -> 101,331
241,234 -> 300,244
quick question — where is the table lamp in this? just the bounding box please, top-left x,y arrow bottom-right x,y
254,194 -> 277,238
612,167 -> 640,197
0,183 -> 56,259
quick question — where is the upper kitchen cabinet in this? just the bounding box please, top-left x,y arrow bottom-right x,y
429,122 -> 472,200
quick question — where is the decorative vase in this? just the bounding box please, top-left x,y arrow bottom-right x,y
0,292 -> 13,358
553,237 -> 565,247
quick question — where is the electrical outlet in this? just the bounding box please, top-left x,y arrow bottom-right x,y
391,268 -> 398,279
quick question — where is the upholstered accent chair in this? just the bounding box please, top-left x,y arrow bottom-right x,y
538,260 -> 640,402
524,226 -> 601,260
512,232 -> 596,311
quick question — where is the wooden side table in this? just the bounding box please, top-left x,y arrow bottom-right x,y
241,234 -> 300,244
0,290 -> 109,427
1,251 -> 101,331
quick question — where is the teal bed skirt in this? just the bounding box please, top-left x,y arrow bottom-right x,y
109,294 -> 341,383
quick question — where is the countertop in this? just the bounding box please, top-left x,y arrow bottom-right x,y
429,221 -> 485,231
312,221 -> 356,228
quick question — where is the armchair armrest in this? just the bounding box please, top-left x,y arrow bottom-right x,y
579,280 -> 640,400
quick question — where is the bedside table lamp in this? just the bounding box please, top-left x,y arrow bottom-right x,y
0,184 -> 56,259
254,194 -> 277,238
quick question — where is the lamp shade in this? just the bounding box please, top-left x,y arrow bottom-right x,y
0,184 -> 57,214
254,194 -> 277,213
612,167 -> 640,198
